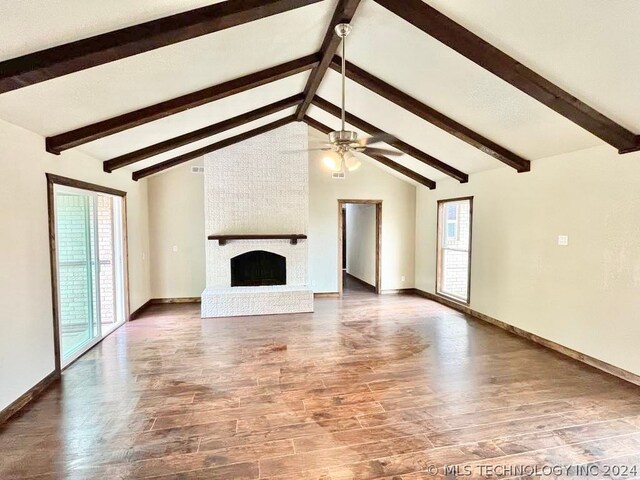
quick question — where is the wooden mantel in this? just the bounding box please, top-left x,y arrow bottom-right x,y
208,234 -> 307,246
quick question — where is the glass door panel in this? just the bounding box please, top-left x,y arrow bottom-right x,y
55,189 -> 99,362
54,186 -> 126,367
98,195 -> 126,335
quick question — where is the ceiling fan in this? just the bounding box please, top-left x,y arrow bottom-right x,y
307,23 -> 401,173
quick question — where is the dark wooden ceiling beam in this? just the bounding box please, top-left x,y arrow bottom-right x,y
374,0 -> 639,154
330,56 -> 530,172
132,115 -> 295,181
619,138 -> 640,155
312,96 -> 468,182
0,0 -> 323,94
46,54 -> 318,154
295,0 -> 362,120
104,94 -> 303,172
303,116 -> 435,189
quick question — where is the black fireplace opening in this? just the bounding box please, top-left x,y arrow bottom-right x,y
231,250 -> 286,287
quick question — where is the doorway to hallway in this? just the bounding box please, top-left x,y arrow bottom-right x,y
337,199 -> 382,296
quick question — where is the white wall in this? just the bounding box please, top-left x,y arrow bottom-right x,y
415,144 -> 640,376
345,203 -> 376,286
309,128 -> 417,293
0,118 -> 151,411
147,160 -> 205,299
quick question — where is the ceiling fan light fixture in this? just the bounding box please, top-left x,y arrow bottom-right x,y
346,157 -> 362,172
323,155 -> 340,172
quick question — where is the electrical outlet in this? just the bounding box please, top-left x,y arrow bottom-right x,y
172,245 -> 179,252
401,275 -> 406,282
557,235 -> 569,246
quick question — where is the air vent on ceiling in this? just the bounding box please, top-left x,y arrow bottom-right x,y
191,166 -> 205,174
331,171 -> 346,180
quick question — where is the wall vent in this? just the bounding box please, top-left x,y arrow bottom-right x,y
331,171 -> 346,180
191,166 -> 205,174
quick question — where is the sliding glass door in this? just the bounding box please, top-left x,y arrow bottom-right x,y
53,184 -> 126,367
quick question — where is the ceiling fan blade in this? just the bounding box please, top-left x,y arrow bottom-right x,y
358,132 -> 397,146
358,147 -> 403,156
283,147 -> 333,153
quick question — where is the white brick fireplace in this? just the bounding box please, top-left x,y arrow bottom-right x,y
201,122 -> 314,318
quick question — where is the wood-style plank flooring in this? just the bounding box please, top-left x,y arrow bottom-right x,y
2,284 -> 640,479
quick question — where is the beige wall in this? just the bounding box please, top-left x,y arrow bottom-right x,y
0,118 -> 150,411
309,128 -> 416,293
345,203 -> 376,286
147,160 -> 205,299
415,144 -> 640,376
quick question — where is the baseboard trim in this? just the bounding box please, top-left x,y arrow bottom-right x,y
345,272 -> 376,292
413,288 -> 640,388
0,371 -> 59,425
130,299 -> 152,320
150,297 -> 202,304
381,288 -> 415,295
315,289 -> 414,297
130,297 -> 201,320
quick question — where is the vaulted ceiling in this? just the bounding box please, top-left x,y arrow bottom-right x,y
1,0 -> 639,186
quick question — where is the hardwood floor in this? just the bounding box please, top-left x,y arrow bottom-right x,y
342,271 -> 373,296
2,291 -> 640,479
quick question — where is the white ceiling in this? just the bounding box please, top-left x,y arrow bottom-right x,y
0,0 -> 636,181
0,2 -> 333,135
339,0 -> 604,162
81,74 -> 308,161
0,0 -> 225,61
316,70 -> 499,177
131,108 -> 297,173
423,0 -> 640,133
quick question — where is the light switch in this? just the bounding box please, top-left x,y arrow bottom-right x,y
172,245 -> 179,252
557,235 -> 569,246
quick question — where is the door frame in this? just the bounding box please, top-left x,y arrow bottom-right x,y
337,199 -> 382,295
46,173 -> 130,373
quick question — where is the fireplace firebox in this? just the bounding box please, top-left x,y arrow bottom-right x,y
230,250 -> 286,287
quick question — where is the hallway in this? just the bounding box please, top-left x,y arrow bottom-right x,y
342,271 -> 376,297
